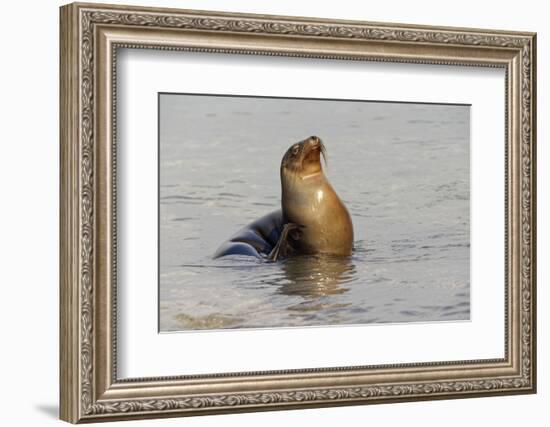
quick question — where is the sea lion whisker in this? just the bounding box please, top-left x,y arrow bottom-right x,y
320,139 -> 328,167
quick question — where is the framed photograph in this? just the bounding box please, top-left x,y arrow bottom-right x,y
60,2 -> 537,423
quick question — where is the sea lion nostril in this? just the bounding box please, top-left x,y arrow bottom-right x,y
310,135 -> 319,142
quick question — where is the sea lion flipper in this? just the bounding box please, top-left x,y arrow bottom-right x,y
267,223 -> 302,262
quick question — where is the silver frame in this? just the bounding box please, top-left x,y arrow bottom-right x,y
60,2 -> 537,423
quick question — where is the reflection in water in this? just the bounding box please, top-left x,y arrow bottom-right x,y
277,255 -> 355,298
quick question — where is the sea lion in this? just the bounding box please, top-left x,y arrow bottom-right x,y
213,136 -> 354,260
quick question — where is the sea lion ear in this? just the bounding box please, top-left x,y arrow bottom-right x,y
281,151 -> 289,165
281,157 -> 290,170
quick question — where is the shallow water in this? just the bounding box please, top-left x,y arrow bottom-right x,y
159,94 -> 470,331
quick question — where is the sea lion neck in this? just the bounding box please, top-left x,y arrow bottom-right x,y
281,168 -> 326,194
280,164 -> 323,184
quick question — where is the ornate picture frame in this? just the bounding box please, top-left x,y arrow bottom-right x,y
60,2 -> 536,423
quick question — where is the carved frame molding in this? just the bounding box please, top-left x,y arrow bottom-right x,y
60,2 -> 536,423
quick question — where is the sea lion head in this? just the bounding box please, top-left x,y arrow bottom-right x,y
281,135 -> 327,180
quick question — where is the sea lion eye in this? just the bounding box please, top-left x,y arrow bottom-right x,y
291,145 -> 299,155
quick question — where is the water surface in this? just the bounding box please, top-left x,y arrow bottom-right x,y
159,94 -> 470,331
